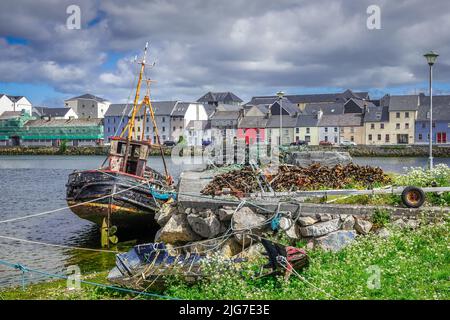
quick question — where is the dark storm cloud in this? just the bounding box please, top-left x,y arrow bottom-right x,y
0,0 -> 449,103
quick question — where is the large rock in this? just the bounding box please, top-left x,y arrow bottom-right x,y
232,207 -> 267,245
354,219 -> 373,235
300,219 -> 340,237
218,207 -> 235,221
220,238 -> 243,258
187,214 -> 221,238
297,216 -> 318,226
155,203 -> 177,227
280,217 -> 301,239
341,215 -> 355,230
156,214 -> 201,243
375,227 -> 390,238
285,151 -> 352,167
314,230 -> 357,252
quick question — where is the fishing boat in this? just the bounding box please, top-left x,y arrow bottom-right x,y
66,43 -> 175,243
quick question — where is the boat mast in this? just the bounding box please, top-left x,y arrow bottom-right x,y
121,42 -> 148,171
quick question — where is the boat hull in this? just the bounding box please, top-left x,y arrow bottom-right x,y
66,169 -> 167,236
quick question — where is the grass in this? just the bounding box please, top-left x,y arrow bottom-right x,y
3,218 -> 447,300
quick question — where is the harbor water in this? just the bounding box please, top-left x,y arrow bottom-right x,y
0,155 -> 449,288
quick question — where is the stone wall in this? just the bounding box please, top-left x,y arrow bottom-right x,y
153,201 -> 443,255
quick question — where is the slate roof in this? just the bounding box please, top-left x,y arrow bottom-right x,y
303,102 -> 344,115
65,93 -> 109,102
186,120 -> 211,130
388,95 -> 419,111
266,115 -> 298,128
246,90 -> 369,106
318,114 -> 363,127
296,115 -> 320,127
104,104 -> 133,117
26,118 -> 103,127
211,111 -> 241,120
270,98 -> 299,116
0,111 -> 22,119
364,105 -> 390,122
238,116 -> 268,128
170,102 -> 190,116
197,92 -> 243,103
417,95 -> 450,121
33,107 -> 73,118
150,101 -> 179,116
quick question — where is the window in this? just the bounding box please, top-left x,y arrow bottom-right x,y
371,123 -> 375,129
162,127 -> 165,132
418,133 -> 423,140
396,112 -> 400,118
422,123 -> 426,129
306,128 -> 310,134
396,123 -> 400,129
325,127 -> 328,133
350,136 -> 354,142
82,104 -> 85,108
162,117 -> 166,122
324,136 -> 328,142
146,127 -> 149,132
368,134 -> 372,141
385,134 -> 390,142
380,123 -> 384,129
296,128 -> 299,133
92,104 -> 95,108
173,126 -> 176,131
405,112 -> 409,118
334,136 -> 338,143
334,127 -> 338,132
432,122 -> 436,128
377,134 -> 381,141
405,123 -> 409,129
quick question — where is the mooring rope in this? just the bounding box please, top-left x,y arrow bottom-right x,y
0,258 -> 180,300
0,235 -> 122,254
0,178 -> 151,225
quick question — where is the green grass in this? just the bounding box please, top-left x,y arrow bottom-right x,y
1,219 -> 449,300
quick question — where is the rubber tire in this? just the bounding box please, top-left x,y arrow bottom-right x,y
401,186 -> 425,208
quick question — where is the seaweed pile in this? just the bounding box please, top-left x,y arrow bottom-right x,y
201,163 -> 391,195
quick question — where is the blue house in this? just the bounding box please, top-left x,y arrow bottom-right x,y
415,95 -> 450,144
103,104 -> 132,142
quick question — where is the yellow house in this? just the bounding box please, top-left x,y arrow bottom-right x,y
364,95 -> 419,145
294,115 -> 320,145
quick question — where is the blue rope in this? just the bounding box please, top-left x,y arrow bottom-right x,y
0,259 -> 180,300
271,212 -> 281,231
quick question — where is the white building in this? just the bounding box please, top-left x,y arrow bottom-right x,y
64,93 -> 110,119
0,94 -> 32,116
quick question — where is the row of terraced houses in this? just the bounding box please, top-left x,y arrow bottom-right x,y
0,90 -> 449,147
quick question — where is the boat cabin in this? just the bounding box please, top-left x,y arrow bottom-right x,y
108,137 -> 151,177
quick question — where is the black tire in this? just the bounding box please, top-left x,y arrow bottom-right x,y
401,186 -> 425,208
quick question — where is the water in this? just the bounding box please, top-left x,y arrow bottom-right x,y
0,155 -> 449,288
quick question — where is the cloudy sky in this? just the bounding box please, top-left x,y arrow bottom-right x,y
1,0 -> 449,106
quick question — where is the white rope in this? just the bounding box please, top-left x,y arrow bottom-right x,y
0,234 -> 122,254
0,178 -> 150,224
277,256 -> 337,300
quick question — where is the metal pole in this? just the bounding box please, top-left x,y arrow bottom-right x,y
429,64 -> 433,170
279,98 -> 282,146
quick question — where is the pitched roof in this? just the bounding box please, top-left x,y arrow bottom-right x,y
197,92 -> 243,103
0,94 -> 26,102
296,115 -> 320,127
417,95 -> 450,121
270,98 -> 299,116
0,111 -> 22,119
104,104 -> 133,117
318,113 -> 363,127
364,105 -> 389,122
211,110 -> 241,120
388,95 -> 419,111
65,93 -> 108,103
238,116 -> 268,128
186,120 -> 211,130
303,102 -> 344,115
170,102 -> 190,116
266,115 -> 298,128
32,107 -> 73,118
150,101 -> 178,116
25,118 -> 102,127
247,90 -> 369,106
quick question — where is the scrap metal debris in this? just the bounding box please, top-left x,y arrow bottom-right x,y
201,163 -> 391,195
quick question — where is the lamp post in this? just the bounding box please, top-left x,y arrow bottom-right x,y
276,91 -> 284,146
424,51 -> 439,170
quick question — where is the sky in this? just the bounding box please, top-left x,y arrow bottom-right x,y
0,0 -> 450,107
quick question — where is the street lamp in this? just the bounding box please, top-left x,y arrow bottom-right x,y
276,91 -> 284,146
424,50 -> 439,170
